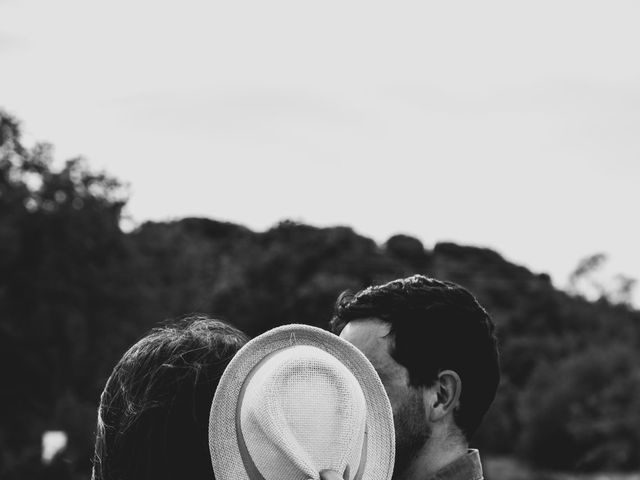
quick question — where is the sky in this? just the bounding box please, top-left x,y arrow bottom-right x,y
1,0 -> 639,305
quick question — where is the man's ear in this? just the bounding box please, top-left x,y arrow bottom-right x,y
427,370 -> 461,423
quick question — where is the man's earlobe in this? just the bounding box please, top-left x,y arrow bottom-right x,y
428,370 -> 462,422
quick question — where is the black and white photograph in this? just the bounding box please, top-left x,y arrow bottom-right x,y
1,0 -> 639,479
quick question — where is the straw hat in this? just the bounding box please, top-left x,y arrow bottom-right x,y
209,324 -> 395,480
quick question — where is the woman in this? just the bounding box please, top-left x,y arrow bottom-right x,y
92,314 -> 248,480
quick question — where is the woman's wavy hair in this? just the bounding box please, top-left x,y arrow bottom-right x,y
92,314 -> 248,480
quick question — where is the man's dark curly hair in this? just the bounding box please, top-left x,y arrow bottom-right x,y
92,314 -> 248,480
331,275 -> 500,440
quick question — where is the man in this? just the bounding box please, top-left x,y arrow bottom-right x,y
92,314 -> 249,480
331,275 -> 500,480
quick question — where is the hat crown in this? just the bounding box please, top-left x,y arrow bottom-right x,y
210,324 -> 395,480
239,345 -> 367,480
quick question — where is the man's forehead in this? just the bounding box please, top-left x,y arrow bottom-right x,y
340,318 -> 408,388
339,318 -> 393,351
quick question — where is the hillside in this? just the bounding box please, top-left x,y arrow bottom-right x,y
2,110 -> 640,478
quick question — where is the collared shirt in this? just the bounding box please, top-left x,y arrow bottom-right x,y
426,449 -> 484,480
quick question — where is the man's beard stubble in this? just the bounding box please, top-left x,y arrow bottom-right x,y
392,387 -> 431,480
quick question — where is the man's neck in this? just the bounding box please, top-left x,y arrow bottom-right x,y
395,438 -> 468,480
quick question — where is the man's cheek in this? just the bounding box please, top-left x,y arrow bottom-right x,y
383,383 -> 410,415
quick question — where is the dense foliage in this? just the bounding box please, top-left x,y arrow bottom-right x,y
2,111 -> 639,478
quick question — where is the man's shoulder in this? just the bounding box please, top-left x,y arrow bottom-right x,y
428,449 -> 483,480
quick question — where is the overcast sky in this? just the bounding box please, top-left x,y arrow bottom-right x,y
2,0 -> 639,305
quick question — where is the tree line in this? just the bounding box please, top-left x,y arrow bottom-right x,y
1,110 -> 639,478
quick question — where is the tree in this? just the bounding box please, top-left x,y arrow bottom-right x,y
1,110 -> 132,478
568,253 -> 637,307
518,346 -> 640,471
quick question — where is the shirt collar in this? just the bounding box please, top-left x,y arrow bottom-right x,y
426,449 -> 483,480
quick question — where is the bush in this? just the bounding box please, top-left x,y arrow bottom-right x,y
517,345 -> 640,471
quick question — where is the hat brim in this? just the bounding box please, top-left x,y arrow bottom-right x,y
209,323 -> 395,480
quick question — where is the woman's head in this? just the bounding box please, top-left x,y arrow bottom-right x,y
93,315 -> 248,480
